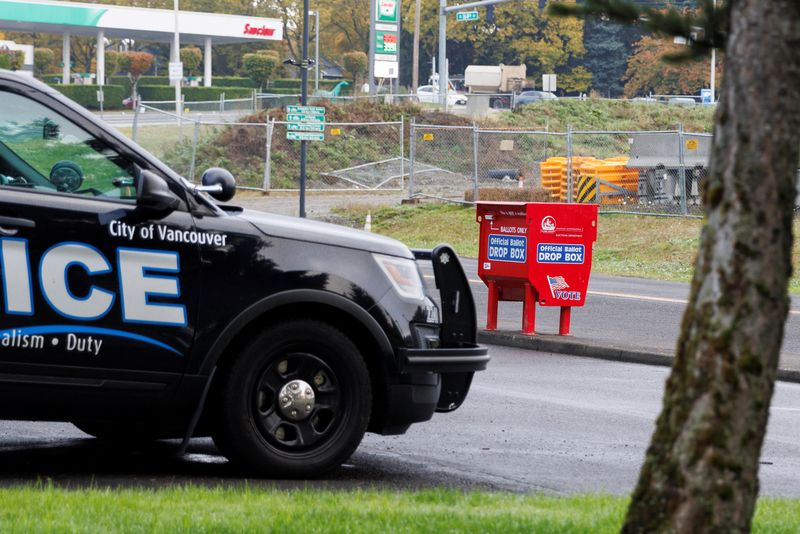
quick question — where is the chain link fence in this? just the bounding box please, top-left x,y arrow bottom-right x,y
129,105 -> 404,191
408,122 -> 712,215
268,120 -> 404,191
121,106 -> 800,216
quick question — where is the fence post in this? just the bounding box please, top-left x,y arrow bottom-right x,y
677,123 -> 688,215
252,89 -> 257,112
472,122 -> 479,202
263,118 -> 275,192
408,118 -> 416,199
189,119 -> 200,181
566,124 -> 573,204
220,92 -> 225,112
179,95 -> 186,142
399,115 -> 405,192
131,101 -> 141,143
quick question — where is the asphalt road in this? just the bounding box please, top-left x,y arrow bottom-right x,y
2,346 -> 799,496
420,257 -> 800,373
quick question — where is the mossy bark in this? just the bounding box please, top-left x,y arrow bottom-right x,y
622,1 -> 800,532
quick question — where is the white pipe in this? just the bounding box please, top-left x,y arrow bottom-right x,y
204,36 -> 212,87
62,33 -> 70,85
96,30 -> 105,86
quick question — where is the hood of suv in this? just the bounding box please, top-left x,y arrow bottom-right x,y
239,209 -> 414,258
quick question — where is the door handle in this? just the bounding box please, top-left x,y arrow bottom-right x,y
0,215 -> 36,236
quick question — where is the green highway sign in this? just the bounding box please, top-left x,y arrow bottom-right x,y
288,122 -> 325,132
287,113 -> 325,123
456,10 -> 479,21
287,131 -> 325,141
287,105 -> 326,115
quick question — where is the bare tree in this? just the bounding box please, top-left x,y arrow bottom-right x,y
552,0 -> 800,531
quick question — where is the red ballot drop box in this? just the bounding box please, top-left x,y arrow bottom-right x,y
476,202 -> 598,335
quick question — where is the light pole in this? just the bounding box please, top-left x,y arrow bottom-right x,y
173,0 -> 182,119
438,0 -> 516,109
300,0 -> 310,217
310,10 -> 320,92
710,0 -> 716,102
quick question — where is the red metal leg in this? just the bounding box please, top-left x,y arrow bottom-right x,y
486,280 -> 498,330
559,306 -> 572,336
522,283 -> 536,335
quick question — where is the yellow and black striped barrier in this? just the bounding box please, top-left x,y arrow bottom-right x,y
577,174 -> 597,203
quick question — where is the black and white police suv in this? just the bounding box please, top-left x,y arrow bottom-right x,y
0,71 -> 488,477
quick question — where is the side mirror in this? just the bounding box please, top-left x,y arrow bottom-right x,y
137,170 -> 180,213
200,167 -> 236,202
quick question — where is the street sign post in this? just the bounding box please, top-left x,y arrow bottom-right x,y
287,122 -> 325,132
456,10 -> 479,21
287,105 -> 326,114
287,113 -> 325,122
286,105 -> 326,141
287,131 -> 325,141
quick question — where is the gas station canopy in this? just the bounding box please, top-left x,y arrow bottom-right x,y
0,0 -> 283,45
0,0 -> 284,87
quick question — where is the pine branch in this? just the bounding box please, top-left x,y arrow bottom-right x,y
548,0 -> 729,59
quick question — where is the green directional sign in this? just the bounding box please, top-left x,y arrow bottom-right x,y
287,105 -> 326,115
287,131 -> 325,141
288,123 -> 325,132
456,10 -> 479,21
286,105 -> 326,141
287,113 -> 325,123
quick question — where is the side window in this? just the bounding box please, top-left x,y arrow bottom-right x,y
0,90 -> 137,201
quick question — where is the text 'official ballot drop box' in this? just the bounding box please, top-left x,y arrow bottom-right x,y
476,202 -> 598,335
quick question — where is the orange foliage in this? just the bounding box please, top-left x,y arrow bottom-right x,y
624,35 -> 723,97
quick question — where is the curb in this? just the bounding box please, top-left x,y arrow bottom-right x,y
478,330 -> 800,384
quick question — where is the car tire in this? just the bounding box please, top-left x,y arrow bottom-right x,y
211,320 -> 372,478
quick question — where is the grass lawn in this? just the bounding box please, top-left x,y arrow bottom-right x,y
1,486 -> 798,533
334,203 -> 800,293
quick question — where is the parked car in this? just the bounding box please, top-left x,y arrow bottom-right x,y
0,70 -> 489,478
667,97 -> 698,106
416,85 -> 467,106
514,90 -> 558,107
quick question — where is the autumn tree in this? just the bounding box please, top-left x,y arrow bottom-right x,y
402,0 -> 586,90
318,0 -> 370,55
180,46 -> 202,77
117,51 -> 154,101
0,48 -> 23,71
243,50 -> 280,90
623,35 -> 722,97
551,0 -> 800,531
341,51 -> 367,87
33,48 -> 55,76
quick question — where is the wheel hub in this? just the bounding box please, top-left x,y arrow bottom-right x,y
278,379 -> 315,421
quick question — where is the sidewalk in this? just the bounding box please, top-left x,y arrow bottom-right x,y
478,330 -> 800,384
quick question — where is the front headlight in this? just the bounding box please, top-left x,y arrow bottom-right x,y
373,254 -> 426,301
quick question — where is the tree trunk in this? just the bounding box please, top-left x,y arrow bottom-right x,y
623,1 -> 800,531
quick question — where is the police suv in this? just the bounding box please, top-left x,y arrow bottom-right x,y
0,71 -> 489,477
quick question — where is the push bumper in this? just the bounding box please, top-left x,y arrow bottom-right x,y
409,245 -> 489,412
398,346 -> 489,373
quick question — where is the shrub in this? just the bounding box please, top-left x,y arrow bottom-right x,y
0,48 -> 23,70
49,84 -> 126,110
243,50 -> 280,91
181,46 -> 202,77
137,85 -> 253,102
464,187 -> 552,202
34,48 -> 56,76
